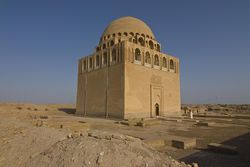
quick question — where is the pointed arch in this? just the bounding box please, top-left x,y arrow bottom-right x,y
135,48 -> 141,61
154,54 -> 159,66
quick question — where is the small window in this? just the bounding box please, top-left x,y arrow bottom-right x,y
135,48 -> 141,61
107,35 -> 110,38
112,49 -> 116,63
170,59 -> 174,69
154,55 -> 159,66
129,32 -> 134,36
145,52 -> 151,64
96,55 -> 100,67
103,52 -> 108,65
118,32 -> 121,36
124,32 -> 128,36
112,33 -> 115,37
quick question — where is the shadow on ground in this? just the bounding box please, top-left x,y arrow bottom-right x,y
58,108 -> 76,114
180,132 -> 250,167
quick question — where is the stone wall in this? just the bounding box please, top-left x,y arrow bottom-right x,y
124,41 -> 181,119
76,63 -> 124,118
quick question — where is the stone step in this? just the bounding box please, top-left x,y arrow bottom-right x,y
196,122 -> 215,127
170,136 -> 196,149
144,138 -> 165,148
144,136 -> 196,149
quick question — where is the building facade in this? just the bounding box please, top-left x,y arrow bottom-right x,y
76,16 -> 180,119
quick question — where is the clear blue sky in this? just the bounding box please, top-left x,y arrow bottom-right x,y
0,0 -> 249,104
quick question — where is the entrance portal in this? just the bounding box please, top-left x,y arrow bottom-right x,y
155,103 -> 159,116
150,85 -> 162,117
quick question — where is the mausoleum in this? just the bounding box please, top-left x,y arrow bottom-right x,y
76,16 -> 180,119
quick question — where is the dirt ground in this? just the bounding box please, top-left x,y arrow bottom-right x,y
0,103 -> 250,167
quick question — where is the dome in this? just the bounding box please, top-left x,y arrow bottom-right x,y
101,16 -> 155,40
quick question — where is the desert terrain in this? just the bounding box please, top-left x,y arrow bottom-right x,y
0,103 -> 250,167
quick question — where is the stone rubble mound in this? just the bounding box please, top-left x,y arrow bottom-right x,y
26,130 -> 193,167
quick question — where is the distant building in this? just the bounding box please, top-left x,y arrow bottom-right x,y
76,16 -> 180,119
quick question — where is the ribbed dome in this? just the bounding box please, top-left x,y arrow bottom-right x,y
101,16 -> 155,40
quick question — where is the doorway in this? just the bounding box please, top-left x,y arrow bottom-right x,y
150,85 -> 162,117
155,103 -> 159,116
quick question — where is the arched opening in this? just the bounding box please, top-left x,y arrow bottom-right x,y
103,43 -> 106,49
110,40 -> 114,46
138,37 -> 145,46
163,57 -> 167,68
112,48 -> 116,63
118,32 -> 121,36
156,44 -> 160,52
107,35 -> 110,39
89,57 -> 93,69
135,48 -> 141,61
112,33 -> 115,37
170,59 -> 174,69
149,40 -> 154,49
96,46 -> 100,52
155,103 -> 159,116
83,60 -> 87,70
145,52 -> 151,64
103,52 -> 108,65
129,32 -> 134,36
124,32 -> 128,36
96,55 -> 100,67
154,55 -> 159,66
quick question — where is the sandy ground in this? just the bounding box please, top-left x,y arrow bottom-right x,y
0,103 -> 189,167
0,103 -> 250,167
